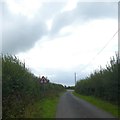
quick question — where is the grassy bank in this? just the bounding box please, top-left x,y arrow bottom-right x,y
73,92 -> 118,117
24,92 -> 64,118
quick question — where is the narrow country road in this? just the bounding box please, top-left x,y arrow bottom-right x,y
56,90 -> 115,118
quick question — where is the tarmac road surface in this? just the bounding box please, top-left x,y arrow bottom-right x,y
56,90 -> 115,118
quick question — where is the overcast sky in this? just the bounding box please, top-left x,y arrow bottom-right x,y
1,0 -> 119,86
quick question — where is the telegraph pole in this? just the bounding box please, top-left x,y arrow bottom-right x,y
23,59 -> 25,68
75,72 -> 76,86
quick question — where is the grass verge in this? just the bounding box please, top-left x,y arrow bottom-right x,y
24,100 -> 42,118
24,92 -> 65,118
73,92 -> 118,117
40,97 -> 59,118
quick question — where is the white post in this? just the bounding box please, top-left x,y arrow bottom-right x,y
75,72 -> 76,86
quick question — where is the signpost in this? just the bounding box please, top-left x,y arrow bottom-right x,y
39,76 -> 49,97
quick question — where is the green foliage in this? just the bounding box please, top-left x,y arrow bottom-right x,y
2,54 -> 65,118
65,86 -> 75,89
24,92 -> 64,118
73,92 -> 118,117
39,97 -> 59,118
75,52 -> 119,105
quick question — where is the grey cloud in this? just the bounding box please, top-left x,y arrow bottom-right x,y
48,71 -> 76,86
50,2 -> 117,36
118,1 -> 120,26
2,2 -> 66,54
0,2 -> 3,53
31,64 -> 88,86
2,2 -> 118,54
76,2 -> 117,20
2,2 -> 47,54
49,70 -> 88,86
50,10 -> 75,35
54,72 -> 75,86
38,2 -> 66,20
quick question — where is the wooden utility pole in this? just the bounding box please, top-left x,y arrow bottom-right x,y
75,72 -> 76,86
23,59 -> 25,68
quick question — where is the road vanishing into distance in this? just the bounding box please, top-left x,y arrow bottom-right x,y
56,90 -> 115,118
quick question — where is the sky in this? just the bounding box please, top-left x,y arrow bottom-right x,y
1,0 -> 119,86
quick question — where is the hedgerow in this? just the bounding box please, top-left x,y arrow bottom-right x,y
2,54 -> 65,118
75,52 -> 119,105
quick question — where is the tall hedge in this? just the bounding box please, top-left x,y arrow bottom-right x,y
75,53 -> 119,104
2,55 -> 65,118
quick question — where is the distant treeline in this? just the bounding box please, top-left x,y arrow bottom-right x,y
2,54 -> 65,118
65,86 -> 75,89
75,52 -> 119,105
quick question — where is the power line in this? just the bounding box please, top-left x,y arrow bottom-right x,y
79,29 -> 119,75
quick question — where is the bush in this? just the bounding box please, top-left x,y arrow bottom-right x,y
75,52 -> 119,105
2,54 -> 65,118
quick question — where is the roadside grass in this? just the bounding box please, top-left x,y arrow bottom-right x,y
73,92 -> 118,117
24,101 -> 43,118
24,92 -> 65,118
40,97 -> 59,118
